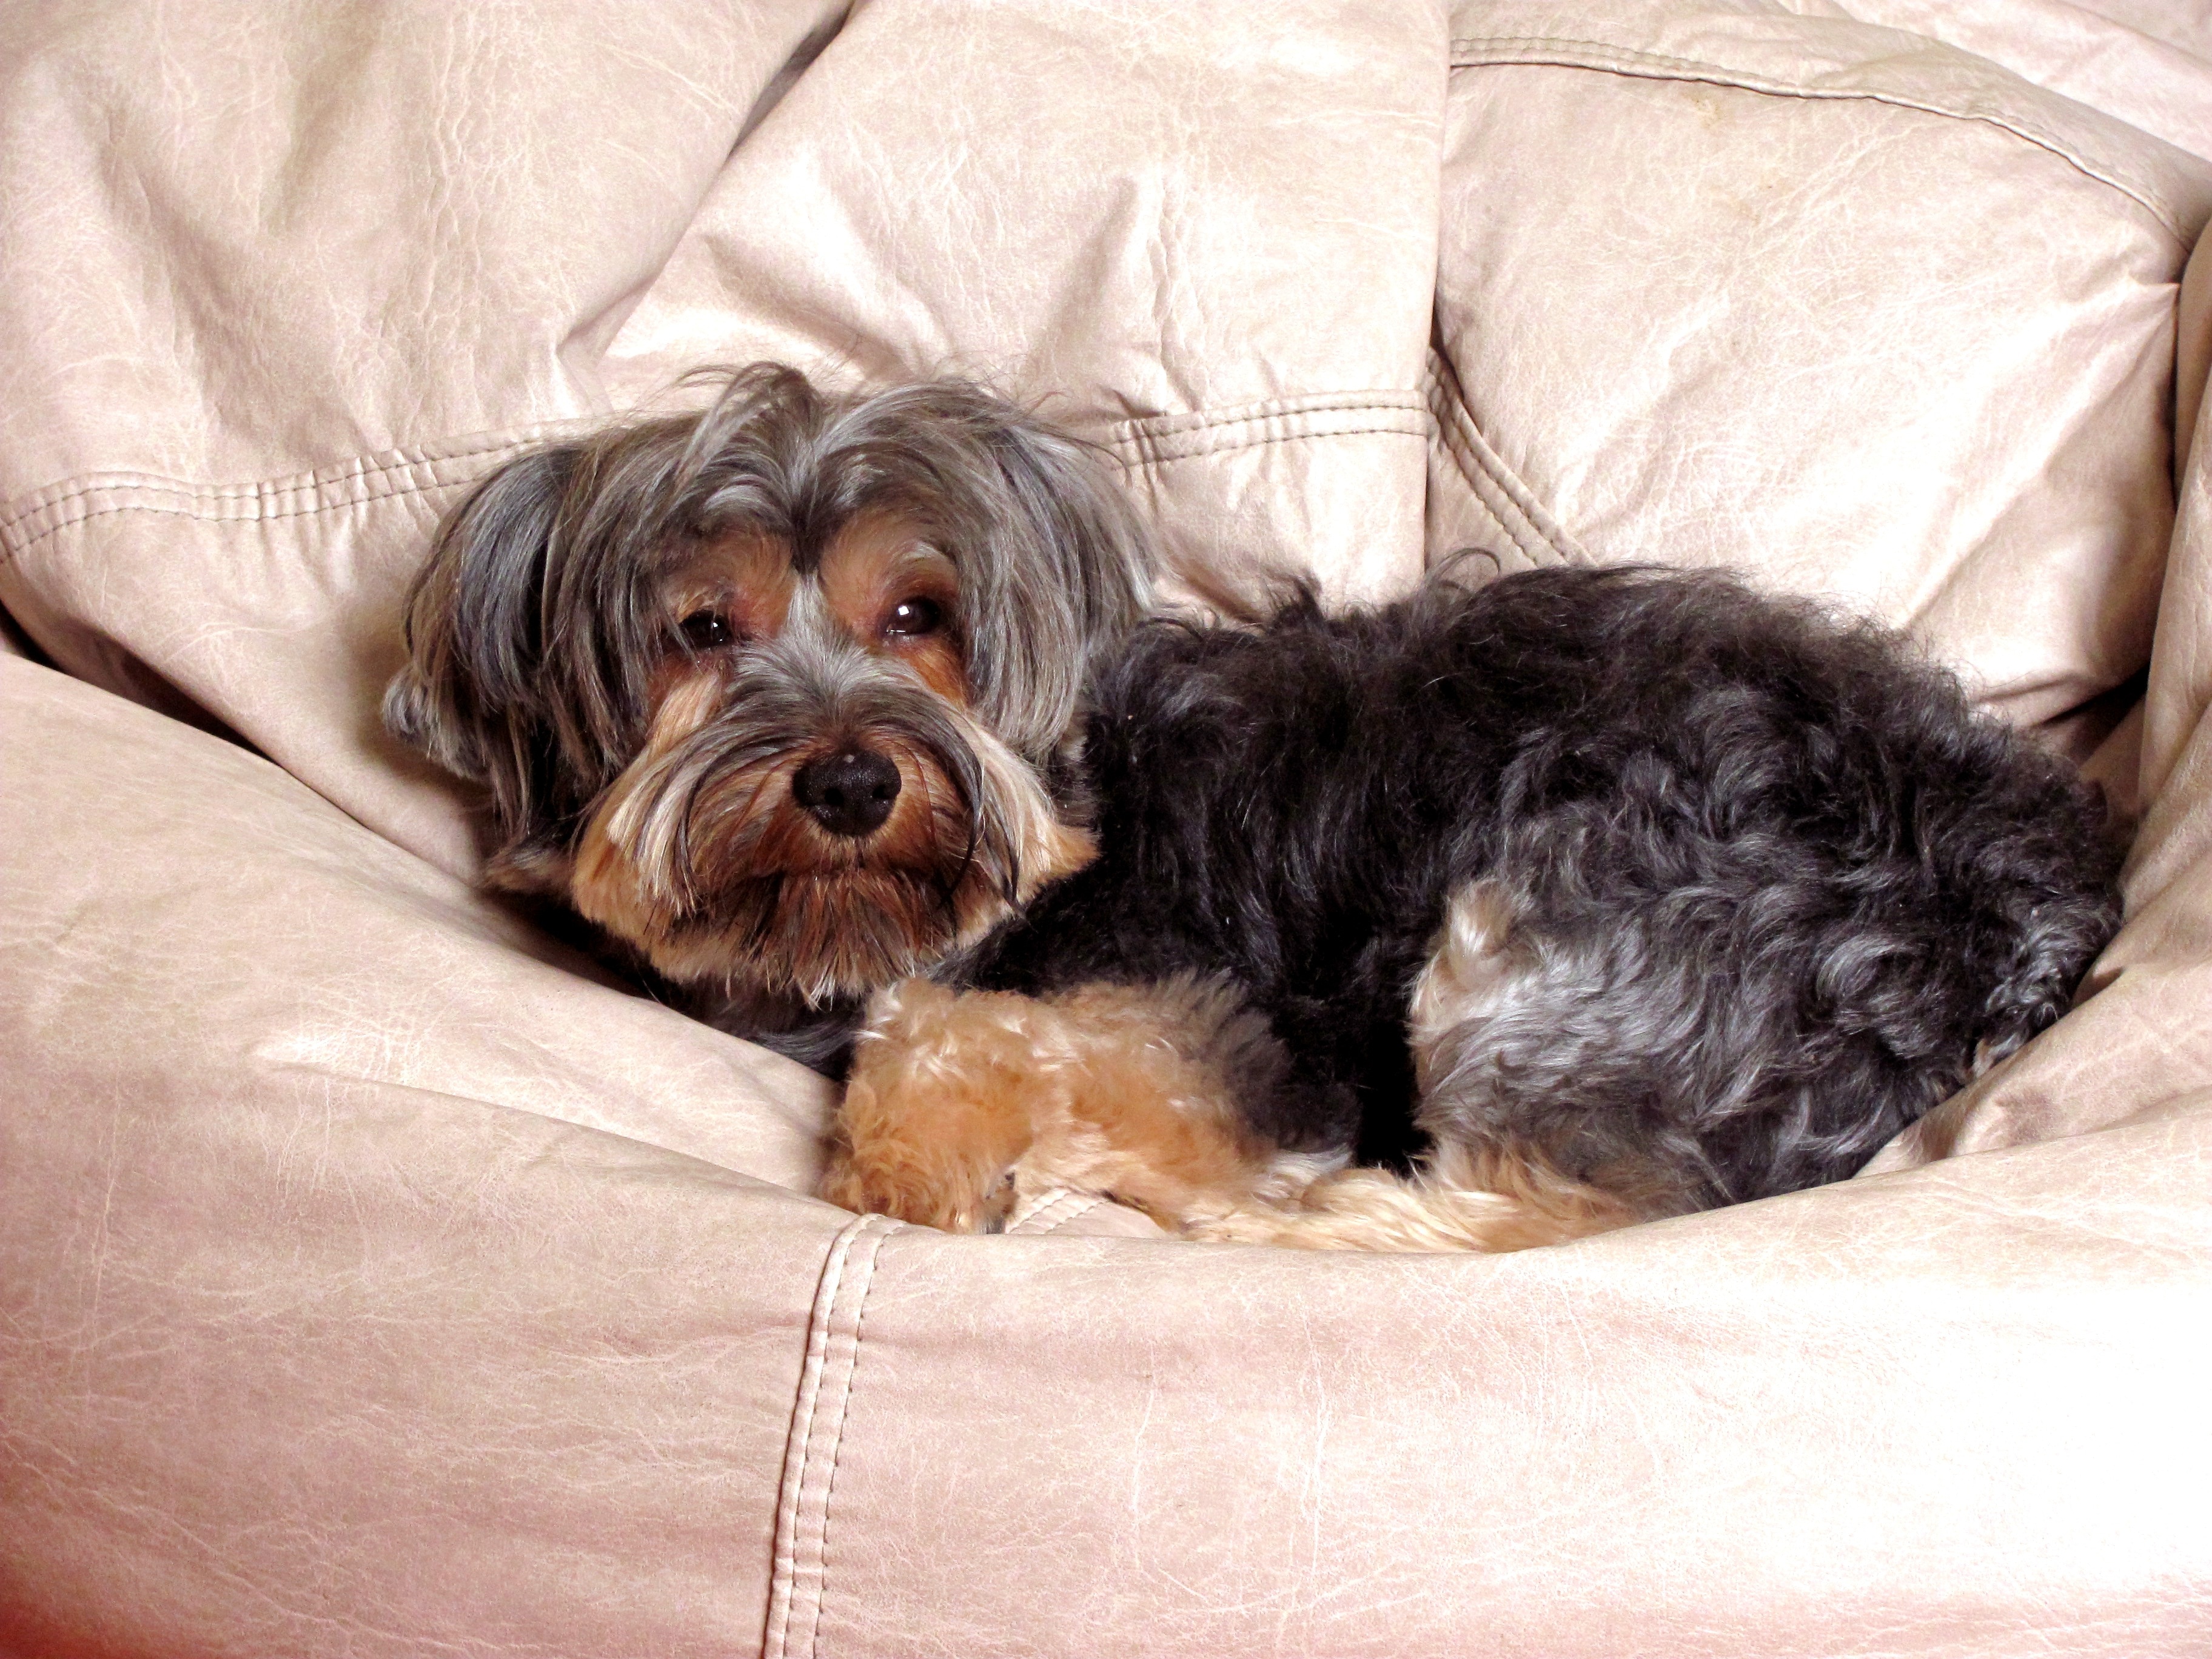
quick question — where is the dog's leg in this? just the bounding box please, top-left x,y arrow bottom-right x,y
820,964 -> 1644,1250
819,979 -> 1044,1233
821,975 -> 1278,1233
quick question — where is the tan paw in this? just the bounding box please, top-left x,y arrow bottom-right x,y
817,978 -> 1046,1233
820,1143 -> 1021,1233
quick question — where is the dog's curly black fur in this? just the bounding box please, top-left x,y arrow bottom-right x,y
958,566 -> 2122,1209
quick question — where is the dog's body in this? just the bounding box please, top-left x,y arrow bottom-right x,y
387,366 -> 2121,1252
927,569 -> 2119,1238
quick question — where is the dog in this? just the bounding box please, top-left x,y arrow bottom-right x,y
386,363 -> 2123,1251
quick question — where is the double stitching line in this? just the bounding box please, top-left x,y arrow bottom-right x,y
0,421 -> 597,569
1422,349 -> 1583,570
1108,392 -> 1430,470
764,1212 -> 896,1659
1,398 -> 1438,568
1007,1188 -> 1108,1235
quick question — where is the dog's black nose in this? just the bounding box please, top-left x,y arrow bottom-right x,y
793,748 -> 902,837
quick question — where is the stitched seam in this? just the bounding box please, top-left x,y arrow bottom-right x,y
1439,412 -> 1565,565
1429,429 -> 1540,567
1113,391 -> 1424,440
0,421 -> 597,567
1112,411 -> 1430,468
0,400 -> 1435,563
2,455 -> 512,563
2,490 -> 452,562
7,426 -> 566,511
10,401 -> 1418,525
0,418 -> 1433,552
765,1213 -> 896,1659
809,1219 -> 888,1659
1007,1187 -> 1085,1233
1423,366 -> 1543,564
1448,34 -> 2191,242
1044,1193 -> 1107,1231
1027,1192 -> 1108,1234
763,1219 -> 860,1659
0,421 -> 1432,557
1118,422 -> 1427,467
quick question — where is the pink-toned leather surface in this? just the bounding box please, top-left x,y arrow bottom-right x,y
0,655 -> 845,1653
5,1 -> 2212,1652
776,1136 -> 2212,1659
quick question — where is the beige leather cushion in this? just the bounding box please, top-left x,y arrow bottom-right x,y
0,0 -> 859,879
601,0 -> 1447,614
1877,242 -> 2212,1173
0,654 -> 839,1649
1818,0 -> 2212,166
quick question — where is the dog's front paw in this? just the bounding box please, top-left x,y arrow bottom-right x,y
817,978 -> 1061,1232
820,1146 -> 1019,1234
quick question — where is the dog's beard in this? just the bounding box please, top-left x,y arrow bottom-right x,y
566,685 -> 1094,1005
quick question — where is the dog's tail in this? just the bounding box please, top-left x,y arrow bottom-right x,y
1188,1144 -> 1644,1253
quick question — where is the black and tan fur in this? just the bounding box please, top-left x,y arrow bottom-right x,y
388,364 -> 2123,1252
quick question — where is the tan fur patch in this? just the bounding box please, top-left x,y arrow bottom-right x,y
665,531 -> 797,645
566,672 -> 729,945
821,975 -> 1276,1233
966,722 -> 1098,908
820,980 -> 1046,1233
820,967 -> 1649,1252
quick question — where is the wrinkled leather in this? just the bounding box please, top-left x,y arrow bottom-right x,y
5,1 -> 2212,1652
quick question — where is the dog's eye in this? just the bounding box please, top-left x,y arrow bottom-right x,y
680,610 -> 734,650
883,597 -> 943,638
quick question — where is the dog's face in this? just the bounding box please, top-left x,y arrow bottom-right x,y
385,364 -> 1153,1004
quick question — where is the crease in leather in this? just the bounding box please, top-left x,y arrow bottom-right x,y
1450,34 -> 2200,243
1421,346 -> 1584,569
764,1212 -> 896,1659
249,1058 -> 811,1189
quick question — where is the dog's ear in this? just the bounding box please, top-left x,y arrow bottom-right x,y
947,395 -> 1155,758
384,444 -> 584,867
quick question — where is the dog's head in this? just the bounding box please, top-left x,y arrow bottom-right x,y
386,364 -> 1152,1004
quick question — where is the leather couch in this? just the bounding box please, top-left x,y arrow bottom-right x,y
4,2 -> 2210,1651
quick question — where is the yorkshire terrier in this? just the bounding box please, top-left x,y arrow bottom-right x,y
387,364 -> 2122,1251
